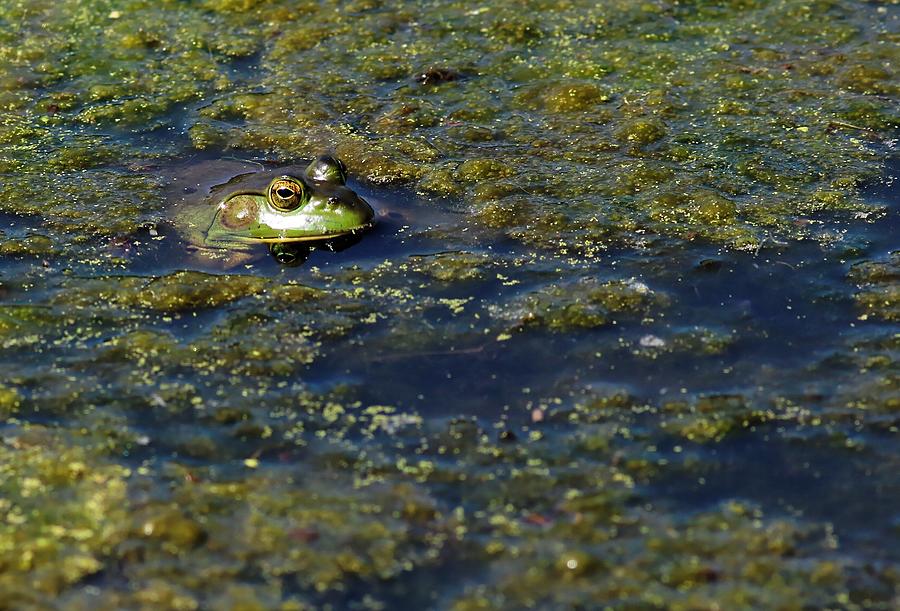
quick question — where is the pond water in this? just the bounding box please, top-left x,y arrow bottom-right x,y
0,0 -> 897,608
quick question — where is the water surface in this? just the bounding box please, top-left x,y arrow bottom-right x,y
0,0 -> 897,608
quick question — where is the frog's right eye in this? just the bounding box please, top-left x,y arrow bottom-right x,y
268,176 -> 306,211
305,155 -> 347,185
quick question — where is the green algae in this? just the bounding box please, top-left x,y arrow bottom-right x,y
661,394 -> 774,443
1,0 -> 893,252
0,231 -> 896,607
449,502 -> 856,610
516,80 -> 612,113
614,117 -> 668,145
407,251 -> 492,282
0,233 -> 57,257
491,277 -> 668,332
0,428 -> 130,601
53,271 -> 268,311
0,362 -> 897,607
0,384 -> 20,416
849,251 -> 900,322
0,305 -> 60,343
631,327 -> 735,360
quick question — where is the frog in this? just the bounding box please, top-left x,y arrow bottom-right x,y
169,155 -> 375,267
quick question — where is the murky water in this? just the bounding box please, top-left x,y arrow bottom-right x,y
0,0 -> 897,607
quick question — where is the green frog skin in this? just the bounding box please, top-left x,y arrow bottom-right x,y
174,155 -> 375,266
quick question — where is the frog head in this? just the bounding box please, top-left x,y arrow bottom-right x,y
204,155 -> 374,249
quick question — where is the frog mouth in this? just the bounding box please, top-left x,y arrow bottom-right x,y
249,219 -> 376,243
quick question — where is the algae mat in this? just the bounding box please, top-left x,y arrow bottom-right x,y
0,0 -> 898,608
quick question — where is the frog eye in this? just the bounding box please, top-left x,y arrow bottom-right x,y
305,155 -> 347,185
267,177 -> 306,211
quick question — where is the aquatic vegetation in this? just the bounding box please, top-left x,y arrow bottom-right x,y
0,428 -> 130,602
0,0 -> 897,606
53,271 -> 269,311
1,0 -> 895,252
849,251 -> 900,321
490,277 -> 668,332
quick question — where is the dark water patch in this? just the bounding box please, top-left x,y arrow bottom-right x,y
222,50 -> 264,83
651,427 -> 900,563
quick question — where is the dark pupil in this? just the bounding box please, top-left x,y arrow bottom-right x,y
276,187 -> 295,199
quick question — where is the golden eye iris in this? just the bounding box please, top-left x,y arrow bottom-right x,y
267,177 -> 305,211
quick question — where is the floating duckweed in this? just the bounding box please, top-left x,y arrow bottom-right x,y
487,15 -> 544,44
447,500 -> 857,609
187,122 -> 232,150
417,165 -> 461,196
472,198 -> 534,229
662,394 -> 773,442
839,99 -> 900,130
135,505 -> 205,549
201,0 -> 267,13
650,190 -> 739,228
132,581 -> 200,610
0,170 -> 165,251
692,191 -> 738,225
374,102 -> 441,134
837,63 -> 895,95
0,0 -> 891,253
0,305 -> 61,341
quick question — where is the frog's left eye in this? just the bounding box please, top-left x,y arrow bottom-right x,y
267,177 -> 306,211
